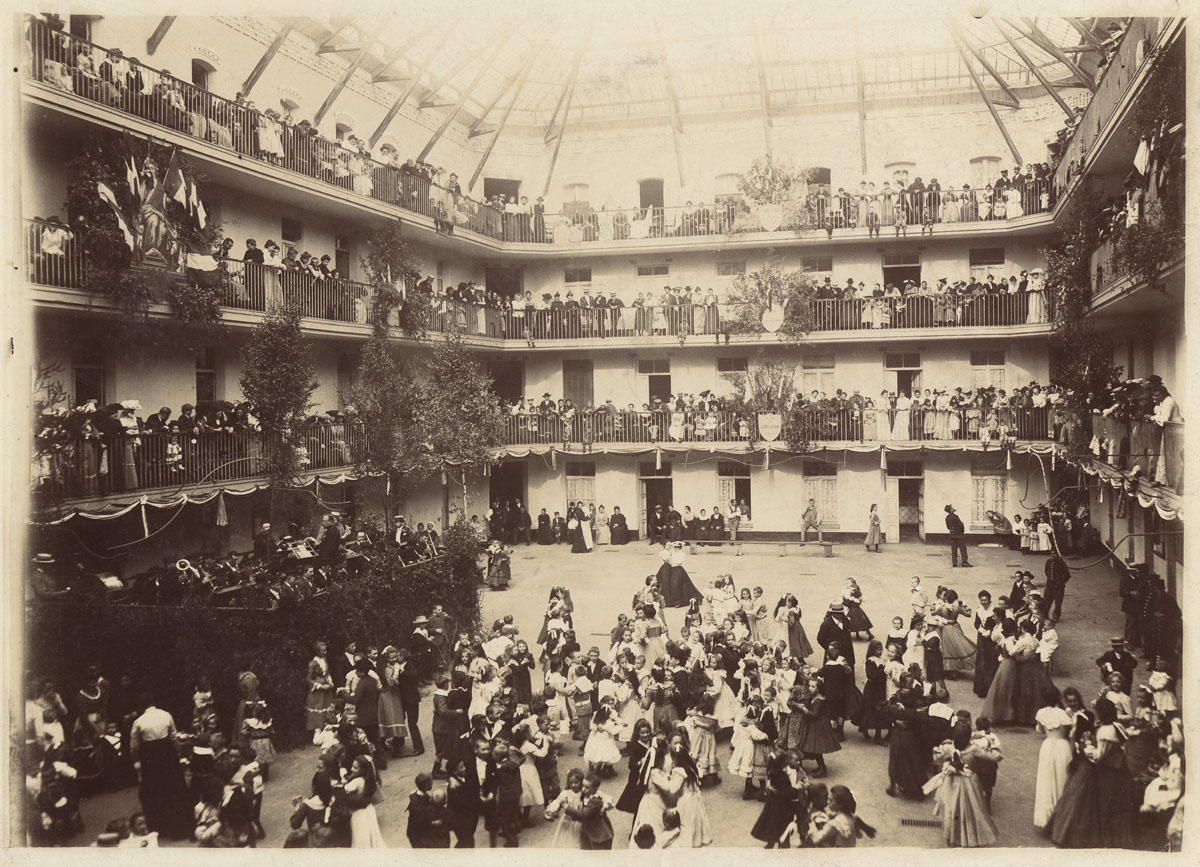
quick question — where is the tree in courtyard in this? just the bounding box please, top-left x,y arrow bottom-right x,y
722,251 -> 819,343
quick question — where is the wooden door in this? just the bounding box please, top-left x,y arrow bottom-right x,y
563,360 -> 594,408
883,480 -> 900,544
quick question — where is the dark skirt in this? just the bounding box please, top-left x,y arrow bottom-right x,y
1015,660 -> 1056,724
610,521 -> 629,545
658,562 -> 702,608
973,635 -> 1000,698
750,791 -> 795,843
571,527 -> 589,553
854,674 -> 889,729
887,724 -> 928,795
925,650 -> 945,683
615,778 -> 646,814
797,712 -> 842,755
1049,757 -> 1099,847
845,602 -> 873,633
137,738 -> 195,839
537,523 -> 552,545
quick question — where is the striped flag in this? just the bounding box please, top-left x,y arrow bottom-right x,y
96,182 -> 134,250
163,151 -> 188,208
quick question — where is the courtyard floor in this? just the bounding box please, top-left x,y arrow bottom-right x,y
69,538 -> 1133,849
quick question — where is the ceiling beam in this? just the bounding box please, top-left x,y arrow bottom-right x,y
316,18 -> 354,52
957,32 -> 1023,165
370,18 -> 440,84
1064,17 -> 1107,52
751,22 -> 773,155
240,21 -> 295,98
543,25 -> 594,197
468,23 -> 557,137
1011,17 -> 1097,92
418,52 -> 482,108
469,30 -> 550,191
652,17 -> 686,187
416,21 -> 524,162
146,17 -> 176,56
368,22 -> 456,148
852,22 -> 868,176
996,20 -> 1075,119
317,42 -> 368,55
944,19 -> 1021,108
313,44 -> 373,127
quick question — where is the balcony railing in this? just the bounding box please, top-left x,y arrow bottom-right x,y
1090,234 -> 1127,297
501,407 -> 1055,446
1089,413 -> 1183,492
24,20 -> 1055,251
36,423 -> 368,502
1054,18 -> 1165,193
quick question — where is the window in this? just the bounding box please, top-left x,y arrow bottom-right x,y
801,355 -> 835,395
73,365 -> 105,407
716,262 -> 745,278
717,357 -> 748,373
802,256 -> 834,273
637,359 -> 670,374
566,461 -> 596,510
562,183 -> 590,203
280,98 -> 299,118
196,347 -> 216,403
717,461 -> 751,513
969,248 -> 1006,268
886,461 -> 924,477
335,236 -> 350,277
884,352 -> 921,369
564,266 -> 592,285
970,349 -> 1006,390
802,460 -> 838,523
436,260 -> 444,295
68,15 -> 93,41
636,264 -> 669,277
281,218 -> 303,254
191,59 -> 212,91
883,253 -> 920,267
334,123 -> 353,143
969,156 -> 1001,188
714,173 -> 742,199
971,471 -> 1007,525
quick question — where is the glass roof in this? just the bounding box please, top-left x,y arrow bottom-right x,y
296,5 -> 1113,136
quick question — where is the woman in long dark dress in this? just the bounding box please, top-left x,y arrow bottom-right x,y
657,542 -> 702,608
750,751 -> 797,847
609,507 -> 629,545
796,680 -> 841,777
819,642 -> 861,741
885,688 -> 929,799
1050,697 -> 1135,848
854,640 -> 890,743
536,509 -> 552,545
569,508 -> 589,554
616,719 -> 652,815
972,591 -> 1001,698
130,697 -> 194,839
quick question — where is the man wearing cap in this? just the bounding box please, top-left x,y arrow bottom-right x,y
394,515 -> 414,560
801,498 -> 823,543
1118,565 -> 1145,648
1043,553 -> 1070,621
1096,638 -> 1137,686
176,404 -> 197,438
817,601 -> 855,667
143,406 -> 172,433
944,504 -> 971,567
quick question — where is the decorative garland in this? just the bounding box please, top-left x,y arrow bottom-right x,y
721,251 -> 819,343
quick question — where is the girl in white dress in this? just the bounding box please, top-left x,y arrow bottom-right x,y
892,393 -> 913,441
903,615 -> 926,673
584,704 -> 624,777
545,768 -> 584,846
1033,705 -> 1074,828
515,721 -> 547,819
345,755 -> 386,848
705,655 -> 739,729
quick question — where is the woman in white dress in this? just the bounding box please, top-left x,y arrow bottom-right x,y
891,392 -> 912,441
344,755 -> 386,848
902,615 -> 926,673
582,503 -> 596,550
1026,269 -> 1047,323
595,505 -> 611,545
1005,187 -> 1024,218
1033,705 -> 1074,829
941,191 -> 960,224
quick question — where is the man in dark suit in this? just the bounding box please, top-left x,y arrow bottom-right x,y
1119,565 -> 1145,648
817,602 -> 855,667
144,406 -> 172,432
345,658 -> 381,757
396,646 -> 425,756
565,773 -> 615,849
1043,554 -> 1071,621
944,504 -> 971,567
331,641 -> 357,691
1096,638 -> 1137,685
446,736 -> 494,848
648,505 -> 665,545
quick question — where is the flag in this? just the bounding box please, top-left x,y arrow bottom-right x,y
185,239 -> 221,287
195,197 -> 207,229
188,179 -> 199,216
96,182 -> 134,250
126,156 -> 140,202
163,151 -> 188,208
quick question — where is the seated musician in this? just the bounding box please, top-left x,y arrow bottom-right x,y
313,513 -> 343,563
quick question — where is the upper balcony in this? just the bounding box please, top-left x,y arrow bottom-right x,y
495,406 -> 1057,454
1052,17 -> 1183,200
26,220 -> 1054,349
1086,413 -> 1183,508
23,20 -> 1058,261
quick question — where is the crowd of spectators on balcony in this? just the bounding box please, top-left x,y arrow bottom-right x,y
500,380 -> 1068,446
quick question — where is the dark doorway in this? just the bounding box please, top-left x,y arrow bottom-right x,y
639,179 -> 664,210
487,359 -> 524,404
563,359 -> 594,408
896,369 -> 922,397
898,478 -> 923,540
485,266 -> 523,301
648,374 -> 672,404
641,478 -> 673,536
489,462 -> 527,509
883,264 -> 922,288
483,178 -> 521,203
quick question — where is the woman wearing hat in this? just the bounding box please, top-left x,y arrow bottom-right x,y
116,400 -> 142,490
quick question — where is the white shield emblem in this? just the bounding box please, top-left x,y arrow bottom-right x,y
757,203 -> 783,232
761,306 -> 784,332
757,413 -> 782,441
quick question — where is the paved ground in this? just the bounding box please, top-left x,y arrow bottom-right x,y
70,538 -> 1133,849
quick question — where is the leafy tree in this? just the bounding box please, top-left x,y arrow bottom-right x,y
722,252 -> 819,343
239,301 -> 318,479
360,221 -> 424,338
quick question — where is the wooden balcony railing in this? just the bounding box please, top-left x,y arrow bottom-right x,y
36,423 -> 368,501
501,407 -> 1056,446
1090,413 -> 1183,492
24,19 -> 1056,252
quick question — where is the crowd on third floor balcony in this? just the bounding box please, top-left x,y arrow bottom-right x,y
500,380 -> 1068,446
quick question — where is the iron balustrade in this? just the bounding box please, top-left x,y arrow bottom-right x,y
1090,413 -> 1183,492
25,19 -> 1056,251
500,407 -> 1055,446
38,423 -> 369,501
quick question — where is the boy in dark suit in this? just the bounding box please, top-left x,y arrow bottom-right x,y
565,772 -> 615,849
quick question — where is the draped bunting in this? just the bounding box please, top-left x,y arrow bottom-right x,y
1075,458 -> 1183,521
487,441 -> 1065,459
